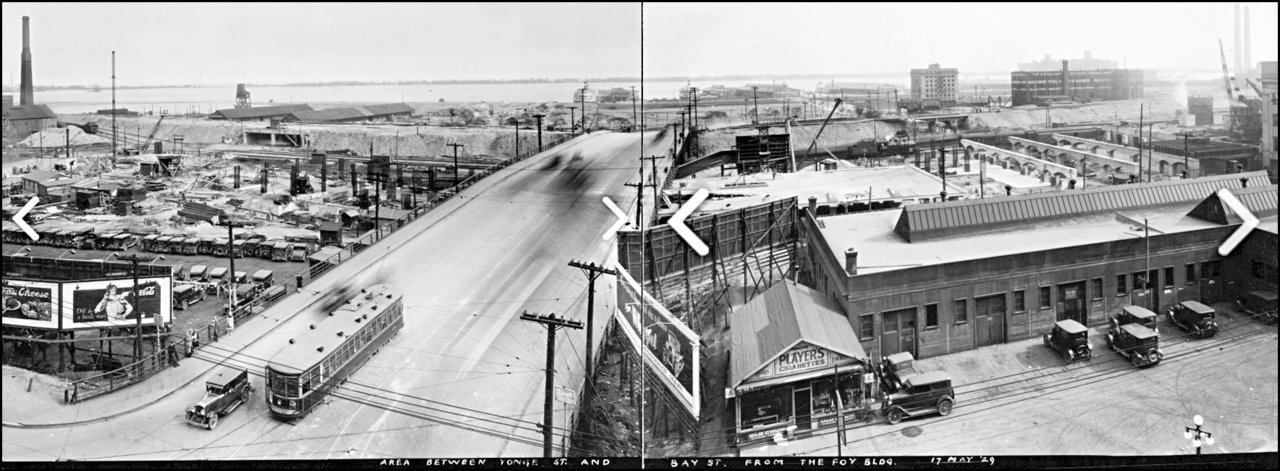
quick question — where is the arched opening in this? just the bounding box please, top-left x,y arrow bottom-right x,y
1158,160 -> 1170,175
1058,139 -> 1072,147
1107,149 -> 1116,158
1172,162 -> 1186,177
1091,145 -> 1101,155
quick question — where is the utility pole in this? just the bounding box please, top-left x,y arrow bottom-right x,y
213,216 -> 248,328
1146,124 -> 1154,183
115,253 -> 160,361
532,114 -> 546,152
939,146 -> 948,201
1137,103 -> 1144,183
567,260 -> 616,381
579,82 -> 588,135
752,86 -> 760,125
625,166 -> 655,226
447,143 -> 464,192
1180,131 -> 1191,178
642,155 -> 662,219
111,51 -> 117,165
520,311 -> 582,459
567,106 -> 577,136
631,86 -> 638,129
514,119 -> 520,157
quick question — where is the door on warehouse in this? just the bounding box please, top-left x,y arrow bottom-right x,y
880,308 -> 917,358
1057,281 -> 1088,325
974,293 -> 1007,348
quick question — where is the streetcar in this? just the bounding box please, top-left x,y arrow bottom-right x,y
264,284 -> 403,421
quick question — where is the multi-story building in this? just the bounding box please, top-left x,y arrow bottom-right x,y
1018,51 -> 1118,72
910,63 -> 958,104
1261,61 -> 1277,177
1010,60 -> 1143,106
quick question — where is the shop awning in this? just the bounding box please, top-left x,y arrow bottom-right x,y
729,280 -> 867,392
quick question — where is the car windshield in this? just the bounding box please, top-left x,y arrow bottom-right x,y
206,385 -> 223,395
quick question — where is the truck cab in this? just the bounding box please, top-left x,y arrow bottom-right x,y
185,367 -> 253,430
884,371 -> 955,425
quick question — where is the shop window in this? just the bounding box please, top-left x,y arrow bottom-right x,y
1013,290 -> 1025,312
1185,264 -> 1197,284
1202,260 -> 1222,278
1116,274 -> 1127,295
954,299 -> 967,324
739,387 -> 792,429
925,304 -> 938,329
1163,267 -> 1174,288
1091,278 -> 1103,300
1039,286 -> 1051,309
859,314 -> 874,340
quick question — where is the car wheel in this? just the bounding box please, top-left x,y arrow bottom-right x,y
208,413 -> 219,430
1042,335 -> 1050,348
1064,349 -> 1074,363
183,300 -> 190,310
887,408 -> 904,425
1130,355 -> 1140,367
1106,334 -> 1114,350
937,398 -> 954,416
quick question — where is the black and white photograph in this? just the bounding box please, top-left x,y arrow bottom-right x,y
1,2 -> 1276,468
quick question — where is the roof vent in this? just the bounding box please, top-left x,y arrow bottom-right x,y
310,324 -> 315,329
337,331 -> 344,337
329,311 -> 335,316
386,293 -> 393,299
361,288 -> 368,293
355,317 -> 362,323
363,314 -> 369,319
370,305 -> 377,310
289,338 -> 295,344
317,346 -> 324,353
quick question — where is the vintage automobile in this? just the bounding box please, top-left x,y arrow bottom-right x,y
252,270 -> 274,287
880,352 -> 920,393
173,284 -> 206,310
1042,319 -> 1092,363
1167,300 -> 1218,338
1236,290 -> 1278,325
189,265 -> 209,282
1107,323 -> 1162,367
185,367 -> 253,430
1111,305 -> 1159,334
884,371 -> 955,425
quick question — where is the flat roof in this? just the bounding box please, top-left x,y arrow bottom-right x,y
673,165 -> 966,217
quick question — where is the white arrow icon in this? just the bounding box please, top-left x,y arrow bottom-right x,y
1216,188 -> 1258,256
13,196 -> 40,241
601,196 -> 633,240
670,188 -> 710,256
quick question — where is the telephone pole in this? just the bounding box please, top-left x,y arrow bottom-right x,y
631,86 -> 638,129
520,311 -> 582,459
567,261 -> 616,381
625,165 -> 656,225
447,143 -> 464,192
532,114 -> 546,152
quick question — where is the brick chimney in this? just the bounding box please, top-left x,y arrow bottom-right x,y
844,248 -> 858,276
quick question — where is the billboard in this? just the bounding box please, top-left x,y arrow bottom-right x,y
613,263 -> 700,418
1,280 -> 59,329
60,277 -> 172,329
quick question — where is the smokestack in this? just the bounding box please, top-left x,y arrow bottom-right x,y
1244,6 -> 1252,77
20,16 -> 34,106
1061,60 -> 1070,96
844,248 -> 858,276
1234,4 -> 1243,82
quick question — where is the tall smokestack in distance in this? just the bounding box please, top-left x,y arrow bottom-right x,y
1244,6 -> 1252,77
20,16 -> 34,106
1234,4 -> 1243,80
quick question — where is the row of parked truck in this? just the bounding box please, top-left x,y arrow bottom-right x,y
1,226 -> 313,263
171,267 -> 286,313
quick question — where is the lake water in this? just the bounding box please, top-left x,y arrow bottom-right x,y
29,75 -> 919,115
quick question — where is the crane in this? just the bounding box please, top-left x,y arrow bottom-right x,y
802,98 -> 842,171
1218,39 -> 1244,104
138,113 -> 167,154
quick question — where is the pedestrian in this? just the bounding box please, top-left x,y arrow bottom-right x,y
187,328 -> 199,356
167,343 -> 179,367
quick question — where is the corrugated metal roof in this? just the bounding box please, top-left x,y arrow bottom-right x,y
211,104 -> 313,120
893,172 -> 1272,242
729,280 -> 866,390
283,103 -> 413,123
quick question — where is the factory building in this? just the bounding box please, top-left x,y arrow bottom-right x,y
910,63 -> 958,104
1018,51 -> 1117,72
282,103 -> 413,124
210,104 -> 313,121
794,172 -> 1275,360
1262,61 -> 1277,178
4,98 -> 57,140
1010,60 -> 1143,106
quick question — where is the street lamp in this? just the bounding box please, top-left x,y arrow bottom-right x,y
1184,414 -> 1215,455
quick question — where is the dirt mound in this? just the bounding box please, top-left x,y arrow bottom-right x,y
16,126 -> 111,148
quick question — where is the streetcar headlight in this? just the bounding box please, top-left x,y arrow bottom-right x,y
289,400 -> 297,408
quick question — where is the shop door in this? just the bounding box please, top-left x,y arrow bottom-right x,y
1200,261 -> 1224,304
1131,270 -> 1158,312
793,389 -> 812,432
1057,282 -> 1086,323
974,294 -> 1007,347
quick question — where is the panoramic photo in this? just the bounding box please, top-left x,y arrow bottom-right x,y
1,2 -> 1276,468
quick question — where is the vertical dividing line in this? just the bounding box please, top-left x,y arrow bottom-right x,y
638,3 -> 646,467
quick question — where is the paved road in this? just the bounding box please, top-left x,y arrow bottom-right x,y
740,307 -> 1278,457
2,130 -> 673,460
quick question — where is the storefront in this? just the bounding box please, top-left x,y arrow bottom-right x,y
728,280 -> 874,446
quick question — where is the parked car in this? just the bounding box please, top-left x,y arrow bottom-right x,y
189,265 -> 208,282
1236,290 -> 1278,325
1043,319 -> 1092,363
1107,323 -> 1162,367
1111,305 -> 1159,334
173,284 -> 206,310
880,352 -> 920,393
1167,300 -> 1218,338
185,367 -> 253,430
883,371 -> 955,425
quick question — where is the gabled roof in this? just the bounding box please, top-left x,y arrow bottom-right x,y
1187,184 -> 1279,224
22,169 -> 82,187
284,103 -> 413,123
729,280 -> 866,390
210,104 -> 313,120
893,172 -> 1272,242
6,104 -> 57,120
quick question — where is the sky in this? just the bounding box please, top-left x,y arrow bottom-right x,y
2,2 -> 1277,87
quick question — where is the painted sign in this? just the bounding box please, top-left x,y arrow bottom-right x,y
1,280 -> 59,329
747,342 -> 851,383
60,277 -> 172,329
614,263 -> 700,418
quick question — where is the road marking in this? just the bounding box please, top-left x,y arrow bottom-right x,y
670,188 -> 710,256
601,196 -> 632,240
1216,188 -> 1258,256
13,197 -> 39,241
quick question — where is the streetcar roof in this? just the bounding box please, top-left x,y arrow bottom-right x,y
266,284 -> 401,375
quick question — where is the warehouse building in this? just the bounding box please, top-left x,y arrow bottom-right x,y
210,104 -> 313,121
1010,60 -> 1143,106
281,103 -> 413,124
794,171 -> 1275,360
